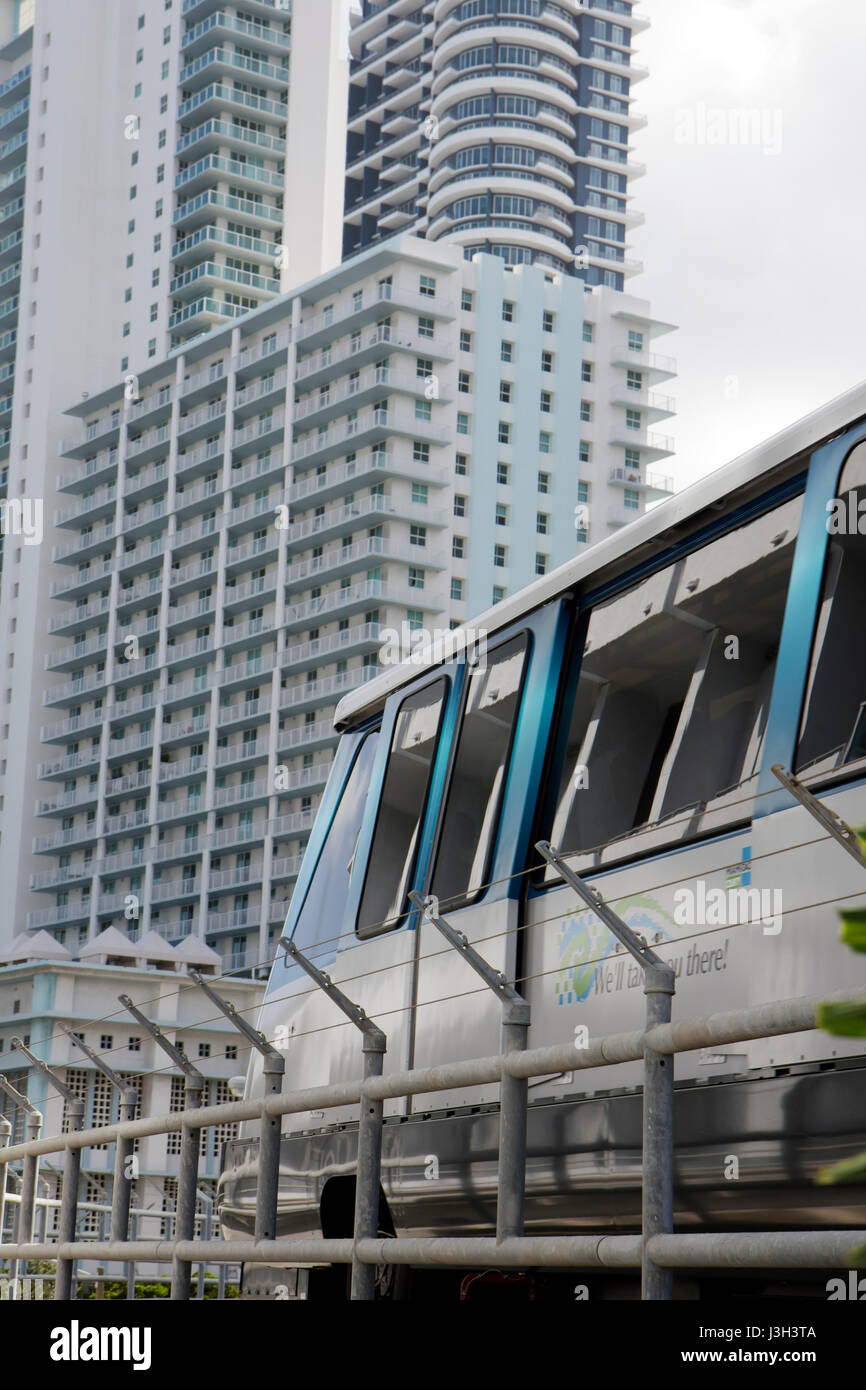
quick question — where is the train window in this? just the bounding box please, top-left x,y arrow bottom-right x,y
431,634 -> 528,906
289,731 -> 379,949
796,442 -> 866,774
357,679 -> 447,936
540,495 -> 802,874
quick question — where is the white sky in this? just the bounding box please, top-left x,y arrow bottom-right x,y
630,0 -> 866,490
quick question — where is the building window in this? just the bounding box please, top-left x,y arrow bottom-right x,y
538,471 -> 550,494
581,361 -> 593,383
129,185 -> 137,200
541,350 -> 553,373
160,94 -> 168,114
495,503 -> 509,527
577,481 -> 589,505
408,567 -> 425,589
128,1036 -> 141,1052
100,1035 -> 113,1050
124,287 -> 132,302
418,316 -> 434,339
542,310 -> 555,332
579,442 -> 591,464
498,421 -> 510,445
419,274 -> 436,297
148,338 -> 157,358
457,412 -> 470,435
461,289 -> 473,311
502,300 -> 514,322
406,609 -> 424,630
494,544 -> 507,568
625,448 -> 641,468
499,380 -> 512,403
458,370 -> 471,393
626,408 -> 642,431
537,512 -> 550,535
624,488 -> 640,510
501,340 -> 513,363
410,524 -> 427,547
154,233 -> 161,252
628,330 -> 644,352
627,370 -> 643,391
416,356 -> 433,378
150,303 -> 158,322
413,440 -> 430,462
452,535 -> 465,559
496,462 -> 510,486
454,495 -> 467,518
535,553 -> 548,576
539,430 -> 551,454
411,482 -> 428,504
583,322 -> 594,343
539,390 -> 552,413
156,163 -> 165,184
415,399 -> 432,421
451,577 -> 464,601
155,198 -> 163,217
580,401 -> 592,423
493,585 -> 506,603
158,129 -> 166,148
455,453 -> 468,476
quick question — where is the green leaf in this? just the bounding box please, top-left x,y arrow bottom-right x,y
815,999 -> 866,1036
816,1150 -> 866,1185
838,904 -> 866,953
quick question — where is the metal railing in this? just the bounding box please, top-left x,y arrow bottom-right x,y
2,818 -> 866,1300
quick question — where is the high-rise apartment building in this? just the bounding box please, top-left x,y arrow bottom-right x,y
17,237 -> 672,973
0,0 -> 350,947
343,0 -> 647,288
0,0 -> 674,960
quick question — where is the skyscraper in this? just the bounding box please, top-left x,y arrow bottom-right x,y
343,0 -> 646,289
0,0 -> 674,963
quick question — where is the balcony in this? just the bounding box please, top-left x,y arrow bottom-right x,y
170,257 -> 280,301
179,47 -> 289,91
278,666 -> 371,715
608,466 -> 675,498
168,295 -> 250,336
177,80 -> 288,126
172,222 -> 282,269
218,696 -> 271,730
176,117 -> 287,161
295,284 -> 455,350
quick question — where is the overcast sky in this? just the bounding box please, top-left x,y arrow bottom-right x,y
630,0 -> 866,491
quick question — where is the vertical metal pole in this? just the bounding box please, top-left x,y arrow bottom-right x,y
17,1111 -> 41,1246
15,1110 -> 42,1291
255,1057 -> 284,1242
641,964 -> 676,1301
217,1260 -> 227,1302
55,1098 -> 85,1300
496,1006 -> 530,1242
171,1080 -> 202,1301
350,1034 -> 386,1301
111,1088 -> 138,1243
0,1115 -> 10,1247
126,1212 -> 137,1300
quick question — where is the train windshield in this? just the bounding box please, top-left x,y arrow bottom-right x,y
431,634 -> 528,905
357,678 -> 448,936
288,731 -> 379,951
796,441 -> 866,774
542,494 -> 802,870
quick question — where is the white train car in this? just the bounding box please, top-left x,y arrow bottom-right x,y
220,384 -> 866,1298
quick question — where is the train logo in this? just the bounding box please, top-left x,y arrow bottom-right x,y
556,895 -> 675,1004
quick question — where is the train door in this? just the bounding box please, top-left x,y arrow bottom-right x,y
408,602 -> 569,1108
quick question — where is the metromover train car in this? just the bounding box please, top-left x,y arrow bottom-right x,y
219,384 -> 866,1298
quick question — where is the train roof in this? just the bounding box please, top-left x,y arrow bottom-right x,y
333,378 -> 866,731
